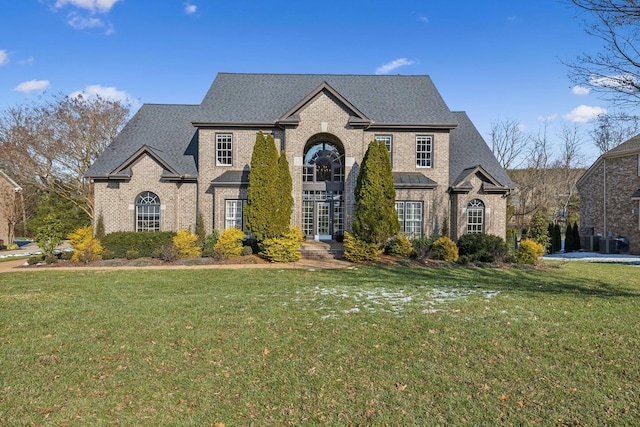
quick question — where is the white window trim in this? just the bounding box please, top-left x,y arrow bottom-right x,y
375,135 -> 393,166
416,135 -> 433,168
216,133 -> 233,167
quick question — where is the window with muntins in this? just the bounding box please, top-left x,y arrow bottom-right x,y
467,199 -> 485,234
225,199 -> 245,230
136,191 -> 160,232
396,201 -> 423,239
416,135 -> 433,168
375,135 -> 392,165
216,133 -> 233,166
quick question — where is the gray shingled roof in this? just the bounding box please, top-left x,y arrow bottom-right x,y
85,104 -> 199,178
194,73 -> 459,125
449,112 -> 514,188
603,133 -> 640,157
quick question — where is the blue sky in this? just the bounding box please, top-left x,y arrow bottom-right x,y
0,0 -> 622,165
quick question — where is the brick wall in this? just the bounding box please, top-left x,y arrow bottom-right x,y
579,154 -> 640,253
94,154 -> 197,234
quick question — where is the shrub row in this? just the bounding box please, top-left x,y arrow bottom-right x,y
100,231 -> 176,258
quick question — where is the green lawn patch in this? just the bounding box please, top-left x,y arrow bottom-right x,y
1,262 -> 638,425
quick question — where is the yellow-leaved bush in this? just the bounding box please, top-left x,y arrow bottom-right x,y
516,239 -> 545,265
260,228 -> 304,263
213,228 -> 246,259
343,231 -> 382,263
173,228 -> 202,258
68,225 -> 103,263
431,236 -> 459,262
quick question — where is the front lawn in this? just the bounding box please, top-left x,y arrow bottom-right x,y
0,262 -> 638,425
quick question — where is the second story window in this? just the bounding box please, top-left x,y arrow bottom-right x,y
216,133 -> 233,166
416,135 -> 433,168
375,135 -> 393,165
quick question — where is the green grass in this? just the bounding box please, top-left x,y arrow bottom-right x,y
1,262 -> 639,425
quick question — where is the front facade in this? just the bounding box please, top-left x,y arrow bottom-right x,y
577,134 -> 640,253
86,73 -> 513,241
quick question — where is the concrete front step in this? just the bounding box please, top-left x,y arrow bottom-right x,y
300,241 -> 344,259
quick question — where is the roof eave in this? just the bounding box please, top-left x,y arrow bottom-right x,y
368,123 -> 458,130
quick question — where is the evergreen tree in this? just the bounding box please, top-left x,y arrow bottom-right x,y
548,223 -> 555,253
275,150 -> 294,235
352,141 -> 400,245
246,131 -> 280,241
572,222 -> 581,251
554,223 -> 562,253
565,222 -> 573,252
529,211 -> 551,251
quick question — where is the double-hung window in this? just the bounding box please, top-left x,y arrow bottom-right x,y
467,199 -> 485,234
375,135 -> 393,165
225,199 -> 245,230
216,133 -> 233,166
396,201 -> 423,239
416,135 -> 433,168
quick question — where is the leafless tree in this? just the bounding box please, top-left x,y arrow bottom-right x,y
566,0 -> 640,105
590,112 -> 640,153
0,94 -> 129,220
489,118 -> 529,170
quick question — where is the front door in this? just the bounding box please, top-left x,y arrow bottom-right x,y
316,201 -> 332,240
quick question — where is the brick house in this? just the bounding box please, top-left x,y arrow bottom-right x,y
577,134 -> 640,253
85,73 -> 513,241
0,169 -> 22,247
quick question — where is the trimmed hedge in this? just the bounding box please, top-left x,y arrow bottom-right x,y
101,231 -> 176,258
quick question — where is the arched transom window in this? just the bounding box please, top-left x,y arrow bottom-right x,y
467,199 -> 485,234
303,141 -> 344,183
136,191 -> 160,232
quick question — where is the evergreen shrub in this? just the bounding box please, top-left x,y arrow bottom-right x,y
343,231 -> 382,263
516,239 -> 545,265
431,236 -> 459,261
202,230 -> 220,257
386,233 -> 414,257
101,231 -> 175,258
213,228 -> 246,259
260,228 -> 304,263
173,229 -> 202,258
411,236 -> 435,259
68,225 -> 103,263
457,233 -> 508,263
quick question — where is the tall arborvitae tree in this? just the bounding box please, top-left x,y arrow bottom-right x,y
352,140 -> 399,245
275,150 -> 293,235
565,222 -> 574,252
245,131 -> 280,241
548,223 -> 555,253
572,222 -> 581,251
554,223 -> 562,253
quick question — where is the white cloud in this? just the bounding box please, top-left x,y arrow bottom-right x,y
68,12 -> 104,29
572,85 -> 590,95
564,105 -> 607,123
375,58 -> 416,75
0,50 -> 8,66
70,84 -> 139,108
418,15 -> 429,23
185,3 -> 197,14
55,0 -> 122,13
18,56 -> 35,66
14,80 -> 50,93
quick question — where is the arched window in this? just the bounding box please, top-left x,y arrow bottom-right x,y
136,191 -> 160,232
303,141 -> 344,183
467,199 -> 484,234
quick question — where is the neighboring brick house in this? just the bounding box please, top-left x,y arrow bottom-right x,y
577,134 -> 640,253
85,73 -> 513,241
0,170 -> 22,247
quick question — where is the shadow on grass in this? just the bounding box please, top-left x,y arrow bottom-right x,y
339,263 -> 640,298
